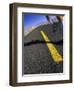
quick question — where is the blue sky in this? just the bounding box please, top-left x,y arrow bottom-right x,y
23,13 -> 47,31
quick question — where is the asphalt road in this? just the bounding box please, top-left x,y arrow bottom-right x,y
23,22 -> 63,74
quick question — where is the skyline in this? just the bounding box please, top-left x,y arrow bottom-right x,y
23,13 -> 48,31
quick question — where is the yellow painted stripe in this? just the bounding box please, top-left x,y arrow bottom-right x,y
40,31 -> 63,63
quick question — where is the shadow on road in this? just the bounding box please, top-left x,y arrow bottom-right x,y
24,40 -> 63,46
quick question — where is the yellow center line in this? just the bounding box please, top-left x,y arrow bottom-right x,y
40,31 -> 63,63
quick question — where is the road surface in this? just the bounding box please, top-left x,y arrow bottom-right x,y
23,22 -> 63,74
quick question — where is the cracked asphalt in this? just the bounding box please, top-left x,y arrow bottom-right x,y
23,23 -> 63,74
